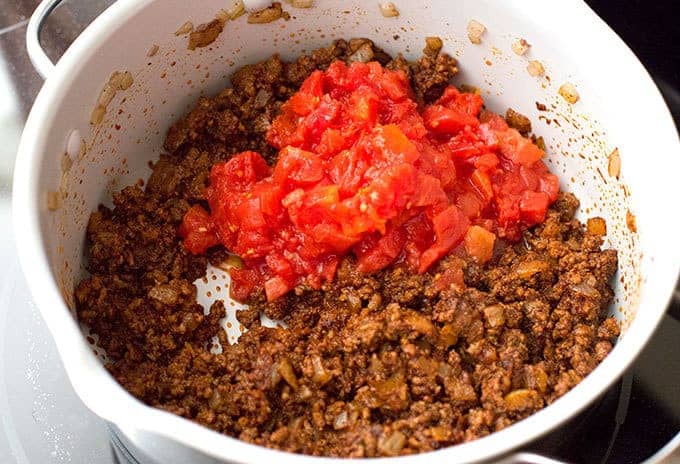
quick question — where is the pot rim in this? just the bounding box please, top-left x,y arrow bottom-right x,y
12,0 -> 680,462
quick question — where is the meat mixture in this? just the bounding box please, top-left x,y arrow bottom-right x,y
75,39 -> 619,457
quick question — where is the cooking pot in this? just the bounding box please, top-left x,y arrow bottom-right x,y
13,0 -> 680,463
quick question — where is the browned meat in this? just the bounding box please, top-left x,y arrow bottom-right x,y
75,39 -> 619,458
505,108 -> 532,135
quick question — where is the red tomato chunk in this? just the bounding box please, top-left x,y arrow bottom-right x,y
180,61 -> 559,301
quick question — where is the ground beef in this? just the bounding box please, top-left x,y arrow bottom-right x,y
505,108 -> 532,135
75,39 -> 619,458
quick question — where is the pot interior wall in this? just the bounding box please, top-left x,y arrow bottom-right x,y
37,0 -> 642,361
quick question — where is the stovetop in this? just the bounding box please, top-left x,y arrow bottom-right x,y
0,1 -> 678,463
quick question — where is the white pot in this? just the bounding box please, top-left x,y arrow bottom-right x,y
13,0 -> 680,463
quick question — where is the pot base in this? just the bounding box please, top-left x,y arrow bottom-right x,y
106,374 -> 626,464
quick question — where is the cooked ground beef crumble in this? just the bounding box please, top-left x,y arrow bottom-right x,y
75,39 -> 619,457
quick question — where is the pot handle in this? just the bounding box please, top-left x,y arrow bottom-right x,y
497,452 -> 568,464
26,0 -> 65,79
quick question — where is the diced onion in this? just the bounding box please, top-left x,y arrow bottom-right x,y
174,21 -> 194,36
289,0 -> 313,7
607,148 -> 621,178
188,19 -> 224,50
277,358 -> 299,389
467,19 -> 485,44
511,38 -> 530,56
90,105 -> 106,125
311,355 -> 331,385
379,2 -> 399,17
483,305 -> 505,328
349,43 -> 375,63
215,9 -> 230,24
60,152 -> 72,173
571,282 -> 600,298
527,60 -> 545,77
226,0 -> 245,19
248,3 -> 283,23
110,71 -> 134,91
558,82 -> 579,104
424,36 -> 443,55
379,431 -> 406,455
47,191 -> 61,211
333,411 -> 349,430
98,84 -> 116,107
514,260 -> 550,279
504,389 -> 538,411
586,217 -> 607,236
146,44 -> 159,57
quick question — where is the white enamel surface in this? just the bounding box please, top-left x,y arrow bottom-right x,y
13,0 -> 680,463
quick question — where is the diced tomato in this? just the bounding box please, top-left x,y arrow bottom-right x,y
446,128 -> 489,159
412,172 -> 448,208
423,105 -> 479,134
519,190 -> 550,224
416,142 -> 457,190
519,165 -> 540,190
235,196 -> 266,230
266,112 -> 301,149
209,151 -> 270,190
437,86 -> 484,117
317,256 -> 339,283
182,60 -> 560,302
265,254 -> 294,281
473,153 -> 499,172
179,205 -> 220,254
479,111 -> 509,131
349,86 -> 379,125
375,66 -> 409,101
317,128 -> 348,157
286,70 -> 324,115
402,214 -> 434,271
387,101 -> 428,140
419,205 -> 469,272
254,181 -> 283,217
324,60 -> 349,88
367,124 -> 419,165
264,275 -> 293,301
540,172 -> 560,202
229,268 -> 262,302
495,195 -> 521,239
296,96 -> 342,147
431,258 -> 466,292
355,227 -> 405,273
274,146 -> 325,187
464,225 -> 496,264
470,169 -> 494,203
456,191 -> 482,219
345,62 -> 370,87
496,128 -> 544,165
300,69 -> 325,96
